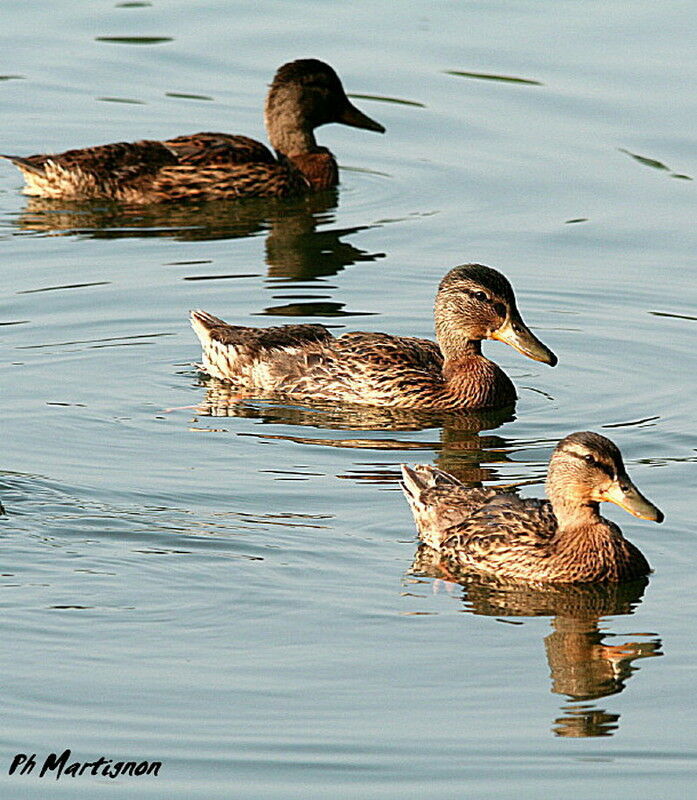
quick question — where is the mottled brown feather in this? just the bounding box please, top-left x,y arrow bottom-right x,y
163,133 -> 276,166
438,496 -> 650,583
401,433 -> 659,584
191,312 -> 515,410
190,264 -> 553,411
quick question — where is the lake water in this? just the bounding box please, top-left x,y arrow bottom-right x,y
1,1 -> 696,797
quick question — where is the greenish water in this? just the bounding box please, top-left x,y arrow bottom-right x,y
1,1 -> 696,797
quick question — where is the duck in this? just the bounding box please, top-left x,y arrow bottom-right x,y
190,263 -> 557,411
0,59 -> 385,203
401,431 -> 663,583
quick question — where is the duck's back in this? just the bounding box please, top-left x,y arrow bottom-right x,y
163,132 -> 276,166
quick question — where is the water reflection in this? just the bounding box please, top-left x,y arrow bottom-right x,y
410,552 -> 662,737
8,192 -> 384,284
262,193 -> 384,282
192,379 -> 515,484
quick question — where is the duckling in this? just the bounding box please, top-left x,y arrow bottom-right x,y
401,432 -> 663,583
190,263 -> 556,410
1,59 -> 384,203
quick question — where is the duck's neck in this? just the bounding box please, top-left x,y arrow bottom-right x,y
265,103 -> 339,189
435,313 -> 483,364
439,339 -> 513,409
265,97 -> 318,156
440,339 -> 483,378
269,125 -> 318,157
545,474 -> 646,582
548,491 -> 603,533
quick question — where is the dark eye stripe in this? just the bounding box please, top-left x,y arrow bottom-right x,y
560,448 -> 616,479
597,462 -> 615,479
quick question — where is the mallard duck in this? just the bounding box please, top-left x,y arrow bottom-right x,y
1,59 -> 384,203
401,431 -> 663,583
190,263 -> 557,410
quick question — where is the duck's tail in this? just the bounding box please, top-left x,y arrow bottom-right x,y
0,154 -> 46,175
190,309 -> 232,376
400,464 -> 465,548
190,309 -> 227,342
0,154 -> 71,197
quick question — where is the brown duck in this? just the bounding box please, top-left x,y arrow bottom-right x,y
402,431 -> 663,583
190,263 -> 557,410
1,59 -> 385,203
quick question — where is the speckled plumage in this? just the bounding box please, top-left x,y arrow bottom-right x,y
401,432 -> 663,584
190,264 -> 557,411
1,59 -> 384,203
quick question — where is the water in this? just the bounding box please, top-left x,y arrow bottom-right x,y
1,1 -> 696,797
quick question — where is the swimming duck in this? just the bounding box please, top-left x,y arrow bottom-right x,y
401,431 -> 663,583
1,59 -> 384,203
190,263 -> 557,410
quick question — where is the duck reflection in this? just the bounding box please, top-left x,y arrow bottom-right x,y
192,377 -> 515,485
410,551 -> 662,737
9,190 -> 384,281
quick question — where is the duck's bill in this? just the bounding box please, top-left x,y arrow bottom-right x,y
338,102 -> 385,133
491,316 -> 557,366
600,479 -> 664,523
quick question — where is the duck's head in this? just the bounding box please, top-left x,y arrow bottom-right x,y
265,59 -> 385,154
434,264 -> 557,365
546,431 -> 664,522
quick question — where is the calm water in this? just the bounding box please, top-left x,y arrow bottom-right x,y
1,1 -> 696,797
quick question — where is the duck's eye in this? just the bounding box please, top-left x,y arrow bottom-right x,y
473,291 -> 488,303
583,454 -> 596,465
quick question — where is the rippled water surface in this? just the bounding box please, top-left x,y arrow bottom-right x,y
1,1 -> 696,797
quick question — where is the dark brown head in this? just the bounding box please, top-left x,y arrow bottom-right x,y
546,431 -> 664,523
265,59 -> 384,154
434,264 -> 557,365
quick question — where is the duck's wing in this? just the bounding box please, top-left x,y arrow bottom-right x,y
265,331 -> 444,405
2,134 -> 274,176
401,464 -> 500,548
338,332 -> 443,371
276,331 -> 445,405
163,133 -> 276,166
440,496 -> 558,568
149,160 -> 309,201
285,331 -> 444,406
148,133 -> 309,201
190,310 -> 335,388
